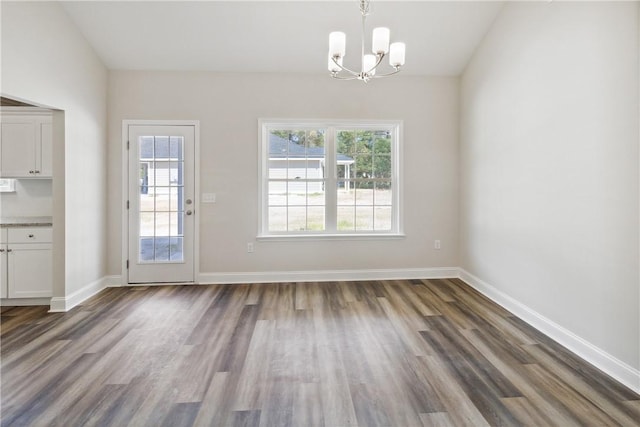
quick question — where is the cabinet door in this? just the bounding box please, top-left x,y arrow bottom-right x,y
38,121 -> 53,177
7,243 -> 52,298
0,248 -> 6,299
1,121 -> 36,178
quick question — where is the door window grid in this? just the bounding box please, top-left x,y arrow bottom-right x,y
138,135 -> 185,262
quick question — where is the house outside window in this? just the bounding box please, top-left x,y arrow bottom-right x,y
258,119 -> 402,238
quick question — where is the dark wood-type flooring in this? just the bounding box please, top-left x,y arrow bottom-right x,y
1,279 -> 639,426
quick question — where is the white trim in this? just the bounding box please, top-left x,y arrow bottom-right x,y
1,297 -> 50,306
458,268 -> 640,394
104,275 -> 123,287
49,276 -> 109,312
199,267 -> 458,285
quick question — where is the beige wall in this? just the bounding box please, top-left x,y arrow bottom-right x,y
460,2 -> 639,371
108,72 -> 459,277
1,1 -> 108,297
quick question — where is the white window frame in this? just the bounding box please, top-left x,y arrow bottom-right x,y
258,118 -> 403,240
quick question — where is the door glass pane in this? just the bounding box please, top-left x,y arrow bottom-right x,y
137,135 -> 185,263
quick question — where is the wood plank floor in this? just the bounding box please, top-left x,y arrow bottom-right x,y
1,279 -> 639,426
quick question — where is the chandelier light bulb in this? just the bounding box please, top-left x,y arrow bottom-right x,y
329,32 -> 346,58
363,54 -> 377,75
372,27 -> 390,54
389,42 -> 406,67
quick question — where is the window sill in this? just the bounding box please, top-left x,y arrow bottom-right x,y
256,233 -> 406,242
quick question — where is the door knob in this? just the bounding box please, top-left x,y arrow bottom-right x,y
186,210 -> 193,216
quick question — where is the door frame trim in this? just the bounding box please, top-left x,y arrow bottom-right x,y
121,120 -> 200,285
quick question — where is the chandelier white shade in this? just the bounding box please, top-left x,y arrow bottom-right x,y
328,0 -> 406,82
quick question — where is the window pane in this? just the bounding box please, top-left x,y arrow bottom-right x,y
155,212 -> 170,236
286,179 -> 307,195
372,132 -> 391,154
337,130 -> 357,156
140,137 -> 154,159
269,160 -> 287,179
155,136 -> 170,159
355,182 -> 375,204
374,207 -> 392,230
307,183 -> 325,205
307,207 -> 325,231
269,207 -> 287,231
374,182 -> 392,205
139,237 -> 154,261
154,163 -> 170,186
355,131 -> 373,153
169,211 -> 180,235
373,154 -> 391,179
268,181 -> 287,201
169,237 -> 184,262
139,212 -> 154,237
170,137 -> 183,161
169,161 -> 182,186
338,179 -> 353,192
355,206 -> 374,231
337,206 -> 355,231
354,154 -> 373,179
155,237 -> 170,261
139,190 -> 154,212
338,181 -> 355,206
168,187 -> 181,212
287,207 -> 306,231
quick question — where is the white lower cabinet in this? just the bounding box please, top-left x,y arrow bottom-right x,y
0,227 -> 52,299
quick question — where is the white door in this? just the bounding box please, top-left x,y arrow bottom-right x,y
127,124 -> 196,283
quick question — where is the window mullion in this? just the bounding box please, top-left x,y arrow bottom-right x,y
325,126 -> 337,232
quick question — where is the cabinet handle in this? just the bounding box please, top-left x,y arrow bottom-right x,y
35,170 -> 40,174
6,249 -> 11,252
0,249 -> 4,252
28,234 -> 35,238
29,170 -> 35,174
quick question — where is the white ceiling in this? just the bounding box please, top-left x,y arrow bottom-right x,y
60,1 -> 504,76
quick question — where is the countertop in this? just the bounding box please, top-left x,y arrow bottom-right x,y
0,216 -> 53,227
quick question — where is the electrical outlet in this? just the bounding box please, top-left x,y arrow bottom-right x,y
247,242 -> 254,253
434,240 -> 441,250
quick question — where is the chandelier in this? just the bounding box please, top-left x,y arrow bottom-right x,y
328,0 -> 406,82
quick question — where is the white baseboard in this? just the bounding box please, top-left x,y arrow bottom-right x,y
49,276 -> 110,312
0,297 -> 50,307
104,275 -> 123,287
198,267 -> 459,285
458,268 -> 640,394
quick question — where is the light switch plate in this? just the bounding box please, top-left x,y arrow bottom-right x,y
202,193 -> 216,203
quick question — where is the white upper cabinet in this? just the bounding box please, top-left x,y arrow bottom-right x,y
0,109 -> 53,178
